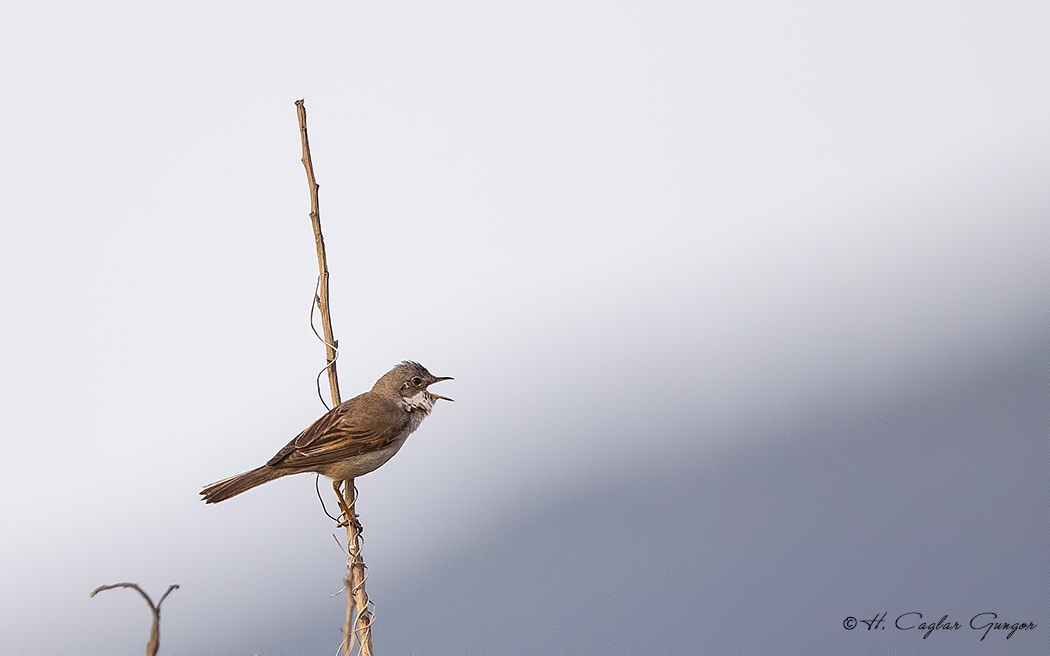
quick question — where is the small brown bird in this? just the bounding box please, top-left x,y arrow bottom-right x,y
201,361 -> 452,503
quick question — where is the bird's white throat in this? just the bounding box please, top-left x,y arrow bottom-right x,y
401,390 -> 434,413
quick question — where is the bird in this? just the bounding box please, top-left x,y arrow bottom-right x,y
201,361 -> 452,504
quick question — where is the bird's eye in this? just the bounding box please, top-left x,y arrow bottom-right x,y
411,376 -> 422,386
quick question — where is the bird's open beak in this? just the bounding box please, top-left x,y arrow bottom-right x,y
428,376 -> 454,402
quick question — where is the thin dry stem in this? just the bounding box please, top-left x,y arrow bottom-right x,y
296,99 -> 373,656
296,99 -> 341,407
91,582 -> 179,656
338,480 -> 375,656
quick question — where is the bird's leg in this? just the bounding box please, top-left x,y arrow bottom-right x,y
332,480 -> 363,534
332,480 -> 351,528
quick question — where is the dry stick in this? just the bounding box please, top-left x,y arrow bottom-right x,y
90,582 -> 179,656
294,99 -> 374,656
296,100 -> 340,406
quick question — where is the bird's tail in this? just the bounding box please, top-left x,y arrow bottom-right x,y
200,466 -> 288,503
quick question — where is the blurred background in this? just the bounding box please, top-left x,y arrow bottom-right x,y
0,1 -> 1046,654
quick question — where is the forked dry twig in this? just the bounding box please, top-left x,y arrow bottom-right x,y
90,582 -> 179,656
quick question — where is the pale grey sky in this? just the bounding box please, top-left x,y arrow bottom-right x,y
1,1 -> 1047,654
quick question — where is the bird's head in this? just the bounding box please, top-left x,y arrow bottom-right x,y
374,361 -> 454,411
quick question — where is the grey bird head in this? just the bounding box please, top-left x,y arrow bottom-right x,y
373,361 -> 454,410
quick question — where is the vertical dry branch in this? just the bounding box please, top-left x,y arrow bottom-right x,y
91,582 -> 178,656
295,100 -> 341,406
294,99 -> 374,656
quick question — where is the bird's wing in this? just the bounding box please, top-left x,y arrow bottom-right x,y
266,393 -> 409,469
